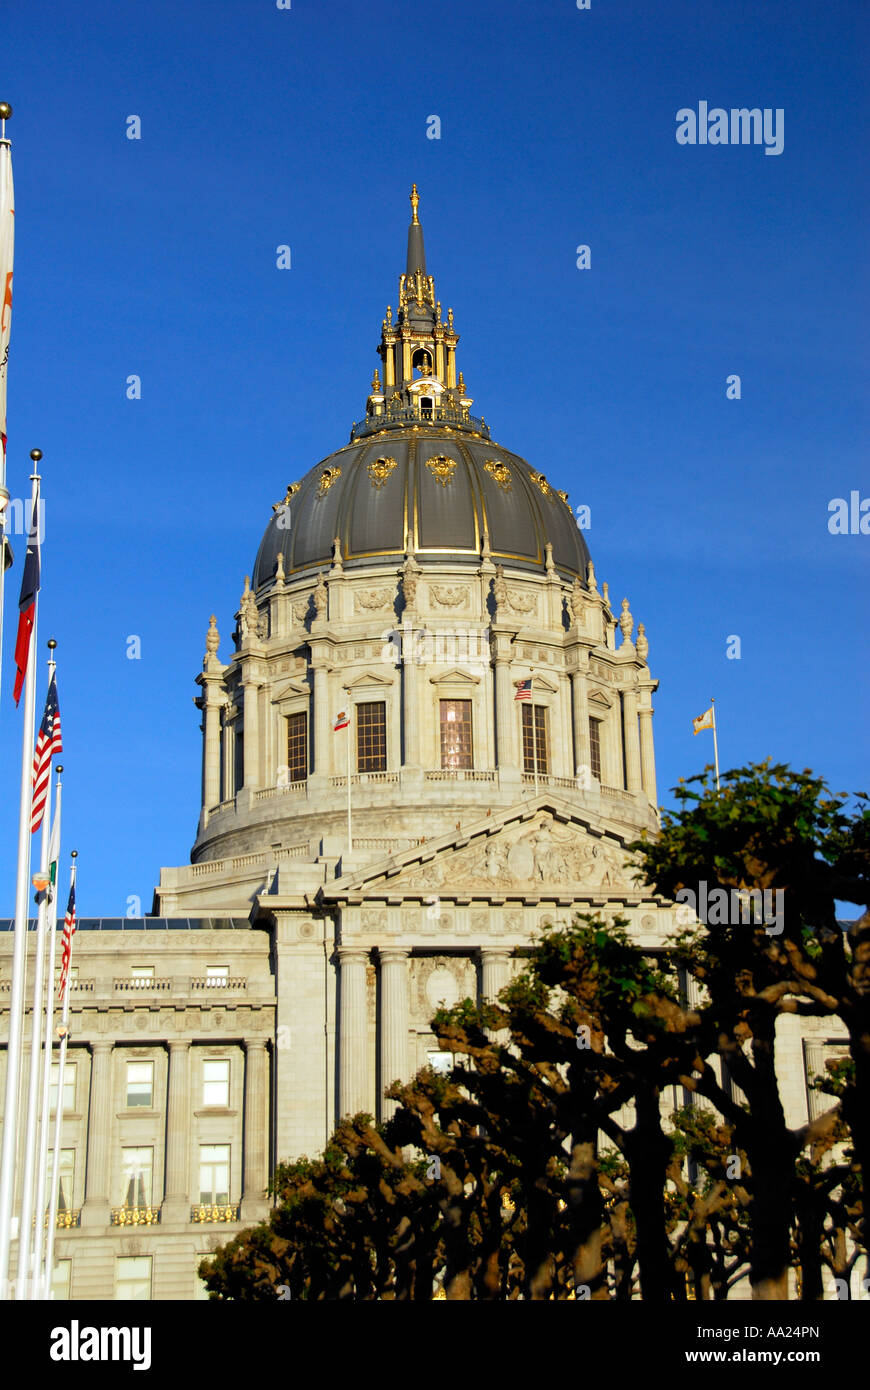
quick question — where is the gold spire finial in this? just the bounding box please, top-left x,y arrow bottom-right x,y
410,183 -> 420,225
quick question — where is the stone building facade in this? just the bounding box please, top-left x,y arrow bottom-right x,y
0,188 -> 849,1300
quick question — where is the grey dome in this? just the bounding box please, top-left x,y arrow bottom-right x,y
253,427 -> 591,588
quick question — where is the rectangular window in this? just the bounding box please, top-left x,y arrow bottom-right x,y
202,1059 -> 230,1107
356,701 -> 387,773
51,1259 -> 72,1301
232,724 -> 244,795
426,1050 -> 454,1076
588,718 -> 602,781
121,1147 -> 153,1208
194,1256 -> 213,1302
521,704 -> 549,775
57,1149 -> 75,1212
125,1061 -> 154,1108
199,1145 -> 230,1207
439,699 -> 473,769
49,1061 -> 76,1112
286,710 -> 308,783
115,1255 -> 152,1301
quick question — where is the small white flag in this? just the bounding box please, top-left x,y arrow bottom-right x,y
692,705 -> 715,735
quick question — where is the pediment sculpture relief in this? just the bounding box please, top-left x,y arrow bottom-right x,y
389,814 -> 634,893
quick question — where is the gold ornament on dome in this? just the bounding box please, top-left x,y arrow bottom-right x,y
530,470 -> 552,499
272,482 -> 300,511
426,455 -> 457,487
484,458 -> 512,492
317,467 -> 342,496
368,456 -> 398,489
557,489 -> 571,507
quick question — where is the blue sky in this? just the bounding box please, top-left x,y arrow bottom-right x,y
1,0 -> 867,916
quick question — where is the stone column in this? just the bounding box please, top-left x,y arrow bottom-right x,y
493,646 -> 516,769
480,947 -> 511,1004
402,640 -> 420,767
622,689 -> 642,794
638,705 -> 657,807
162,1040 -> 191,1223
379,949 -> 409,1119
242,679 -> 260,789
570,671 -> 592,779
338,948 -> 369,1117
312,663 -> 331,776
202,686 -> 222,812
81,1041 -> 113,1227
241,1041 -> 270,1219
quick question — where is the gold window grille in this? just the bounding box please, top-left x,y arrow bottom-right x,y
439,700 -> 473,769
588,717 -> 602,781
286,711 -> 308,783
521,704 -> 549,775
356,701 -> 387,772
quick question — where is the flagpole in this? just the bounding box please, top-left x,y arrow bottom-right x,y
16,641 -> 57,1299
0,102 -> 13,716
43,851 -> 76,1300
0,458 -> 41,1298
711,697 -> 721,792
33,765 -> 62,1298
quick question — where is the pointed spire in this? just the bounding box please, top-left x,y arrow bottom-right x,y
406,183 -> 426,276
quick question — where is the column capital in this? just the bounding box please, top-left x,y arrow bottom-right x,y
337,945 -> 369,965
378,946 -> 411,963
89,1039 -> 113,1055
167,1037 -> 191,1053
479,946 -> 512,964
244,1037 -> 270,1053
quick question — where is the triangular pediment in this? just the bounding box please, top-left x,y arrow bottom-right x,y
272,677 -> 311,701
320,795 -> 643,902
345,669 -> 395,689
428,667 -> 482,686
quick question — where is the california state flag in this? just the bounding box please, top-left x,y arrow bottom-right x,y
0,129 -> 13,481
692,705 -> 715,735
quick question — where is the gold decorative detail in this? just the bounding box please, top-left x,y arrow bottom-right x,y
410,183 -> 420,225
190,1204 -> 240,1224
368,456 -> 398,489
111,1205 -> 161,1226
530,470 -> 552,499
318,467 -> 341,496
426,455 -> 457,487
484,459 -> 512,492
557,489 -> 571,507
272,482 -> 300,512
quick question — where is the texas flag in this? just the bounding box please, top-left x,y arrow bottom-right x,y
13,491 -> 40,704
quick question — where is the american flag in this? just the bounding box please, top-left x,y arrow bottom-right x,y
515,678 -> 532,701
58,878 -> 76,1001
31,671 -> 62,832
